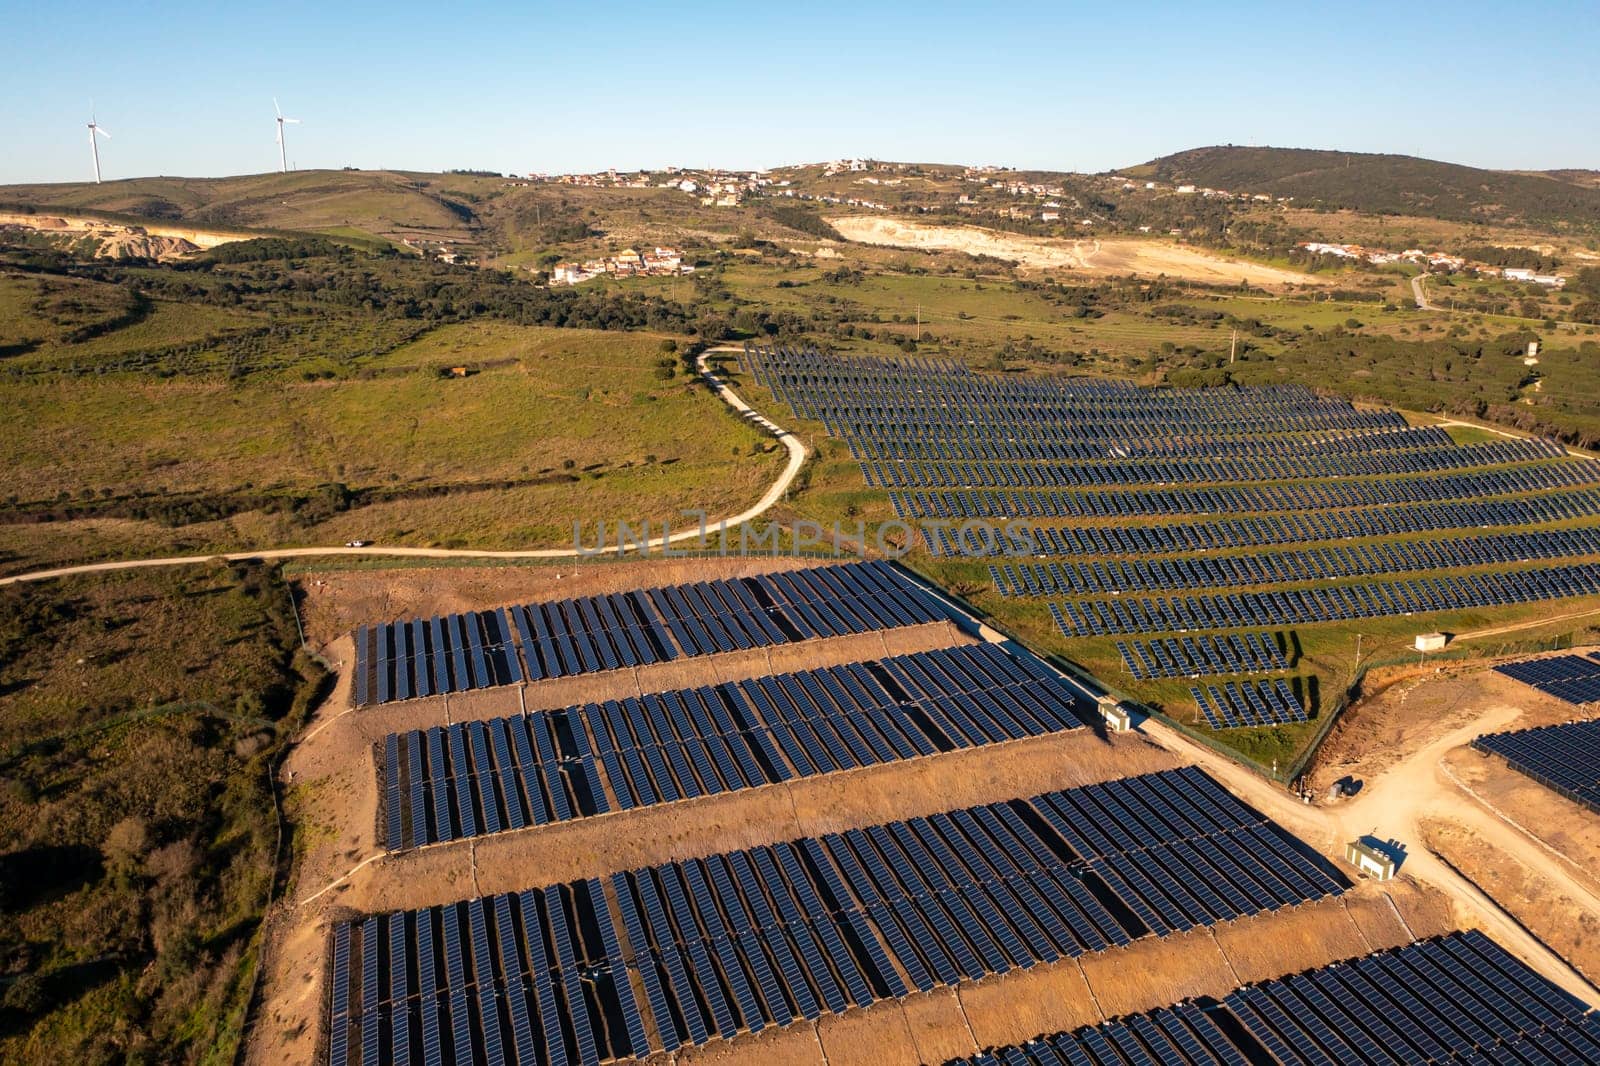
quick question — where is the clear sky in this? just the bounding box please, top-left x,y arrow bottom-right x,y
3,0 -> 1597,186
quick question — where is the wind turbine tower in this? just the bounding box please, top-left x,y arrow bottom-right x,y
87,113 -> 111,184
274,98 -> 301,173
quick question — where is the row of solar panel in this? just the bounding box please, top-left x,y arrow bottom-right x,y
859,437 -> 1558,490
762,384 -> 1375,422
743,359 -> 1410,438
379,643 -> 1085,850
775,391 -> 1403,430
847,422 -> 1456,462
887,461 -> 1600,522
327,880 -> 640,1066
926,489 -> 1600,560
1049,563 -> 1600,636
989,525 -> 1600,598
1190,679 -> 1307,731
748,395 -> 1412,452
954,931 -> 1599,1066
1116,633 -> 1289,681
353,560 -> 943,707
1474,718 -> 1600,815
381,713 -> 610,851
1495,653 -> 1600,706
334,767 -> 1348,1065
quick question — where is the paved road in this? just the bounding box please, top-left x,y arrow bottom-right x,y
0,347 -> 808,586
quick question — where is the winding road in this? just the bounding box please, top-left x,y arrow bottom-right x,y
0,348 -> 808,586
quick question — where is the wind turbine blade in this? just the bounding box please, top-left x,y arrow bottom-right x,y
274,97 -> 282,118
96,127 -> 112,139
283,117 -> 301,125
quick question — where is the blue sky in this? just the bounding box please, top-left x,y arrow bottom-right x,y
3,1 -> 1597,185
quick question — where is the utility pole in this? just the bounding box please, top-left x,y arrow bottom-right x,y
916,304 -> 922,342
1229,328 -> 1237,365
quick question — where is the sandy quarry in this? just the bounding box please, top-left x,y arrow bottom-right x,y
0,211 -> 248,259
828,215 -> 1329,287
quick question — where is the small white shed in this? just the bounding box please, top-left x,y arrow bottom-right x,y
1096,695 -> 1132,733
1344,839 -> 1397,881
1415,632 -> 1448,653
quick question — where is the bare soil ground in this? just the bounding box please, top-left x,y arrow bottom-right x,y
1306,648 -> 1598,795
317,729 -> 1179,916
827,216 -> 1328,288
0,211 -> 248,257
651,884 -> 1442,1066
1422,817 -> 1600,985
297,556 -> 830,648
1441,741 -> 1600,897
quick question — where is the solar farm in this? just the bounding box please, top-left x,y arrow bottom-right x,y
332,767 -> 1349,1064
290,345 -> 1600,1066
376,642 -> 1087,850
953,931 -> 1600,1066
740,343 -> 1600,753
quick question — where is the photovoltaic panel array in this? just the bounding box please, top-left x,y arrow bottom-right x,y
738,344 -> 1600,668
332,767 -> 1347,1064
378,643 -> 1085,850
888,460 -> 1598,519
1049,565 -> 1600,636
949,930 -> 1599,1066
350,561 -> 945,707
1116,633 -> 1288,681
1190,679 -> 1305,730
991,527 -> 1600,597
932,490 -> 1600,558
1494,653 -> 1600,706
1474,717 -> 1600,815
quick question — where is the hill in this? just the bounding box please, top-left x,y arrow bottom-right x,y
1123,146 -> 1600,230
0,168 -> 861,266
0,169 -> 494,248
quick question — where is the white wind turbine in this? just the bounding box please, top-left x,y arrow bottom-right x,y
273,98 -> 301,173
87,110 -> 112,184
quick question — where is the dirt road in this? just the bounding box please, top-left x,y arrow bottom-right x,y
1412,273 -> 1436,310
0,347 -> 807,586
1132,706 -> 1600,1003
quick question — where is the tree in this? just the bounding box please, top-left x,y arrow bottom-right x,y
103,816 -> 150,875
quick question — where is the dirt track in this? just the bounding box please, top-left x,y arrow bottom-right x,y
0,347 -> 805,587
1146,654 -> 1600,1005
828,215 -> 1328,287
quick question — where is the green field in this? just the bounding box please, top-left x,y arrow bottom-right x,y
0,261 -> 784,573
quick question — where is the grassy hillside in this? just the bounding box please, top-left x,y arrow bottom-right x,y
0,239 -> 785,573
0,170 -> 481,245
0,562 -> 324,1065
1125,146 -> 1600,230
